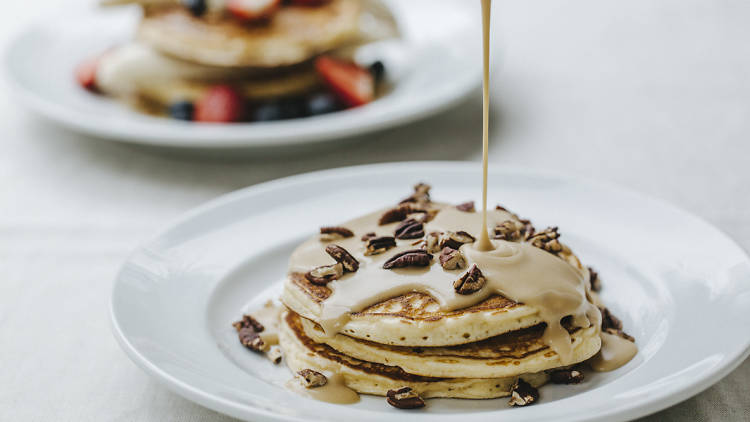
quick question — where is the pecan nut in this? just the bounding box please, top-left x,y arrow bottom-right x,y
383,249 -> 433,269
422,231 -> 443,253
325,245 -> 359,273
440,231 -> 476,250
456,201 -> 475,212
319,226 -> 354,241
549,369 -> 584,384
605,327 -> 635,342
365,236 -> 397,255
493,219 -> 533,241
232,314 -> 268,352
454,264 -> 486,294
305,263 -> 344,285
599,306 -> 623,331
296,369 -> 328,388
588,266 -> 601,292
508,378 -> 539,407
394,218 -> 425,240
439,247 -> 465,270
386,387 -> 425,409
267,346 -> 283,364
528,227 -> 564,254
232,314 -> 265,333
379,205 -> 416,225
399,183 -> 431,206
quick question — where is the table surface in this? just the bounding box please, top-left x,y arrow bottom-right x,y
1,0 -> 748,421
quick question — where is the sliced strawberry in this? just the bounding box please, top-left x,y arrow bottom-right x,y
75,55 -> 101,92
315,56 -> 374,108
195,85 -> 244,123
227,0 -> 280,22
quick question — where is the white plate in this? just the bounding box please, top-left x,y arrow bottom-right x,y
111,162 -> 750,422
4,1 -> 479,149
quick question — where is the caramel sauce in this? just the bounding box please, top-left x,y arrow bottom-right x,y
589,332 -> 638,372
286,373 -> 360,404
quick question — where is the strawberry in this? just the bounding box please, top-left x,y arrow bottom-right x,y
195,85 -> 244,123
227,0 -> 280,22
315,56 -> 374,108
75,55 -> 102,92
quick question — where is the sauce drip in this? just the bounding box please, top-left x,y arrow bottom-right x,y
477,0 -> 494,252
589,332 -> 638,372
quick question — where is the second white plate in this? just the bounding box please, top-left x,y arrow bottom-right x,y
111,161 -> 750,422
4,1 -> 480,150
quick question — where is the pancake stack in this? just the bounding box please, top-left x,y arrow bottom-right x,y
268,184 -> 625,408
79,0 -> 398,122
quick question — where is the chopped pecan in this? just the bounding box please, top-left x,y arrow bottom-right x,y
605,327 -> 635,342
383,249 -> 433,269
528,227 -> 564,254
325,245 -> 359,273
588,266 -> 602,292
454,264 -> 486,294
423,231 -> 443,253
296,369 -> 327,388
267,346 -> 283,364
399,183 -> 431,206
236,327 -> 267,352
319,226 -> 354,241
386,387 -> 425,409
232,314 -> 265,333
439,247 -> 465,270
549,369 -> 584,384
599,306 -> 623,331
456,201 -> 475,212
365,236 -> 397,255
361,232 -> 377,241
379,204 -> 419,225
508,378 -> 539,407
440,231 -> 476,250
232,314 -> 267,352
305,263 -> 343,286
394,219 -> 425,240
495,204 -> 509,212
493,219 -> 532,241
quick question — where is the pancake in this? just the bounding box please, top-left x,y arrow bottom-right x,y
281,199 -> 593,348
137,0 -> 365,67
280,311 -> 550,399
96,43 -> 322,106
298,315 -> 601,379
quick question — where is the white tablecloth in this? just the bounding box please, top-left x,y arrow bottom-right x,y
1,0 -> 748,420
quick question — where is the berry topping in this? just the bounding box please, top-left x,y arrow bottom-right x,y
369,60 -> 386,84
195,86 -> 244,123
168,101 -> 195,121
75,55 -> 102,92
181,0 -> 207,17
315,56 -> 375,108
306,92 -> 340,116
227,0 -> 281,22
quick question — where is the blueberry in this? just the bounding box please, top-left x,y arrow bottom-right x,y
181,0 -> 207,17
279,98 -> 309,120
369,61 -> 386,84
307,92 -> 340,116
251,102 -> 284,122
168,101 -> 194,121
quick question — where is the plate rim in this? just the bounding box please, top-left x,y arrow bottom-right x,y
3,3 -> 480,150
110,161 -> 750,421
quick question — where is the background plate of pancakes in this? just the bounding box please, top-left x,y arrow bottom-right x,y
110,161 -> 750,421
4,0 -> 480,150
